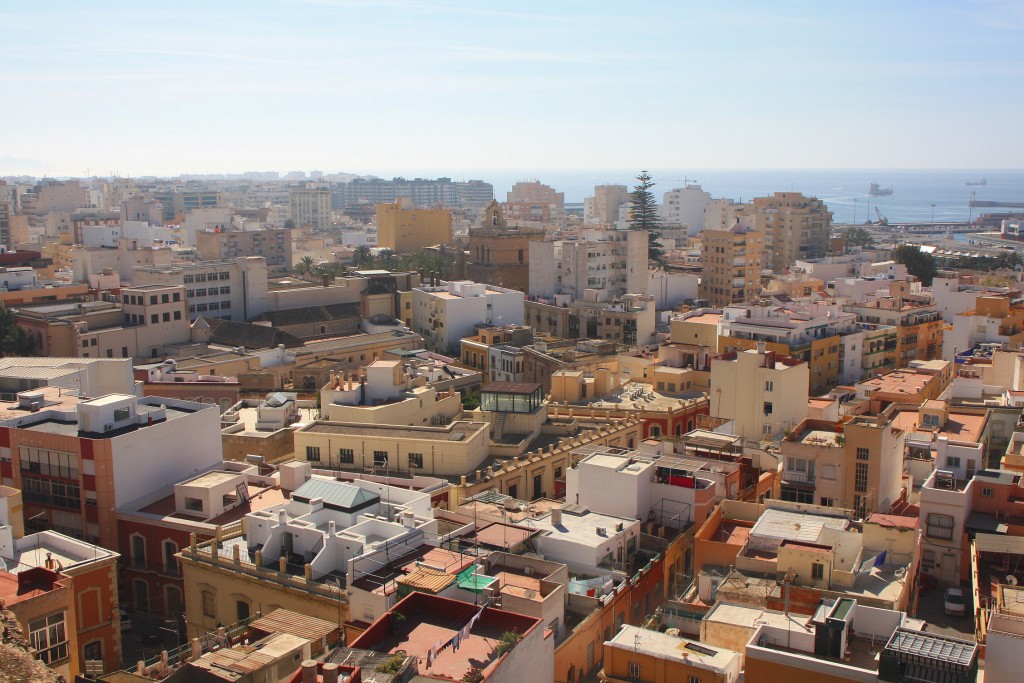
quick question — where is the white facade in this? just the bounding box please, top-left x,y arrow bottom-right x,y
532,508 -> 640,573
565,449 -> 716,525
412,280 -> 525,354
646,270 -> 699,309
661,184 -> 713,236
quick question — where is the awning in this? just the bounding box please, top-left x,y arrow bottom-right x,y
966,512 -> 1008,535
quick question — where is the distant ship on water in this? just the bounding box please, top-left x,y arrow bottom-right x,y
966,178 -> 988,186
869,182 -> 894,196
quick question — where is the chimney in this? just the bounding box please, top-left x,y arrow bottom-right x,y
322,663 -> 340,683
756,341 -> 767,355
301,660 -> 318,683
551,506 -> 563,526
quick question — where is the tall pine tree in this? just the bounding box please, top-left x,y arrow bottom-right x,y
628,170 -> 665,264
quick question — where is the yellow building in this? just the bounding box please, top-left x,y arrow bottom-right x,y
701,224 -> 764,307
749,192 -> 832,273
376,198 -> 452,252
600,624 -> 742,683
670,310 -> 722,351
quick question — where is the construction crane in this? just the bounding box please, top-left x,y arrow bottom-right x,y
875,207 -> 889,226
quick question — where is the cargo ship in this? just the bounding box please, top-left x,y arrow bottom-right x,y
966,178 -> 988,186
868,182 -> 893,196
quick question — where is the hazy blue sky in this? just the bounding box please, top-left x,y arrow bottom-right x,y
2,0 -> 1022,177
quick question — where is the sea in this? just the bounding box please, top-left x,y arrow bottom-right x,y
409,169 -> 1024,225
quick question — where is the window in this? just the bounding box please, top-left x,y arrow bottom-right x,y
220,286 -> 231,295
236,600 -> 250,621
83,640 -> 102,663
765,380 -> 774,392
821,465 -> 836,480
982,487 -> 994,497
173,292 -> 180,302
184,497 -> 203,512
926,513 -> 954,540
338,448 -> 354,464
122,346 -> 128,358
149,295 -> 157,305
90,338 -> 97,346
922,550 -> 936,569
820,497 -> 835,507
174,310 -> 181,320
855,462 -> 869,493
763,424 -> 773,435
649,425 -> 661,437
131,534 -> 146,568
306,446 -> 320,462
81,340 -> 88,348
628,662 -> 641,679
812,563 -> 824,580
856,447 -> 870,461
151,314 -> 158,324
373,450 -> 388,467
688,676 -> 701,683
202,590 -> 216,618
922,413 -> 940,427
29,613 -> 68,664
184,275 -> 194,284
114,406 -> 130,421
408,453 -> 423,469
162,312 -> 170,322
555,466 -> 563,479
763,401 -> 773,415
161,293 -> 169,303
946,456 -> 961,469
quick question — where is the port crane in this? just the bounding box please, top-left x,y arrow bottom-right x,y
874,207 -> 888,227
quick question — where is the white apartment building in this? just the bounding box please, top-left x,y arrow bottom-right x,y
583,184 -> 629,225
529,227 -> 647,301
661,184 -> 712,236
132,256 -> 269,322
412,280 -> 524,354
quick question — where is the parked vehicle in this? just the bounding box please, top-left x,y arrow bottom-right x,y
944,587 -> 967,616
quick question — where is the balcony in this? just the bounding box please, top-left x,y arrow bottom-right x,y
782,469 -> 815,485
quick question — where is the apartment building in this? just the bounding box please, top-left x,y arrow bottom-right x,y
748,192 -> 832,273
566,446 -> 719,529
460,324 -> 534,382
289,186 -> 332,229
718,302 -> 864,394
529,227 -> 648,301
584,185 -> 630,225
526,294 -> 656,347
375,198 -> 452,252
932,272 -> 1022,323
194,228 -> 292,275
505,180 -> 564,224
14,284 -> 191,360
0,521 -> 122,678
412,280 -> 524,354
844,281 -> 944,367
0,392 -> 220,548
151,189 -> 222,223
343,176 -> 461,209
709,345 -> 809,444
780,415 -> 906,516
944,295 -> 1024,361
133,257 -> 270,322
660,184 -> 713,235
701,222 -> 764,307
466,201 -> 545,290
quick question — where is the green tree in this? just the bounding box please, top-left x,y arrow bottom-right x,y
351,244 -> 374,268
0,308 -> 34,357
378,248 -> 397,270
283,218 -> 296,230
293,255 -> 319,278
628,170 -> 665,264
891,244 -> 937,286
843,226 -> 875,247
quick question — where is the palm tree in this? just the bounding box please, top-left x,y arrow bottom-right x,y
294,255 -> 319,278
378,249 -> 396,270
352,244 -> 373,268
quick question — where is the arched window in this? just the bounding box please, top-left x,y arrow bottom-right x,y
649,425 -> 661,438
165,586 -> 184,618
162,540 -> 179,576
130,534 -> 146,569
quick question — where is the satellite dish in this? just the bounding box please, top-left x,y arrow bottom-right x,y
1008,575 -> 1019,586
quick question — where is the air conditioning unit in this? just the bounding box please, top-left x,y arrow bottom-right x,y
596,527 -> 607,536
104,424 -> 113,432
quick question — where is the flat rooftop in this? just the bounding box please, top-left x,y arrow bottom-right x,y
302,420 -> 486,441
609,624 -> 740,671
20,403 -> 197,438
890,407 -> 987,443
704,602 -> 813,635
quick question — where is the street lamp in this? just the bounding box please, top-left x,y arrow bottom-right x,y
930,204 -> 936,223
853,199 -> 858,225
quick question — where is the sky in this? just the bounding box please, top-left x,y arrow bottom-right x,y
1,0 -> 1023,177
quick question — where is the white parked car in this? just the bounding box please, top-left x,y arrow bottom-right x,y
944,587 -> 967,617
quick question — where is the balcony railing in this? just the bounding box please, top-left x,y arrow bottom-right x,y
782,469 -> 815,484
